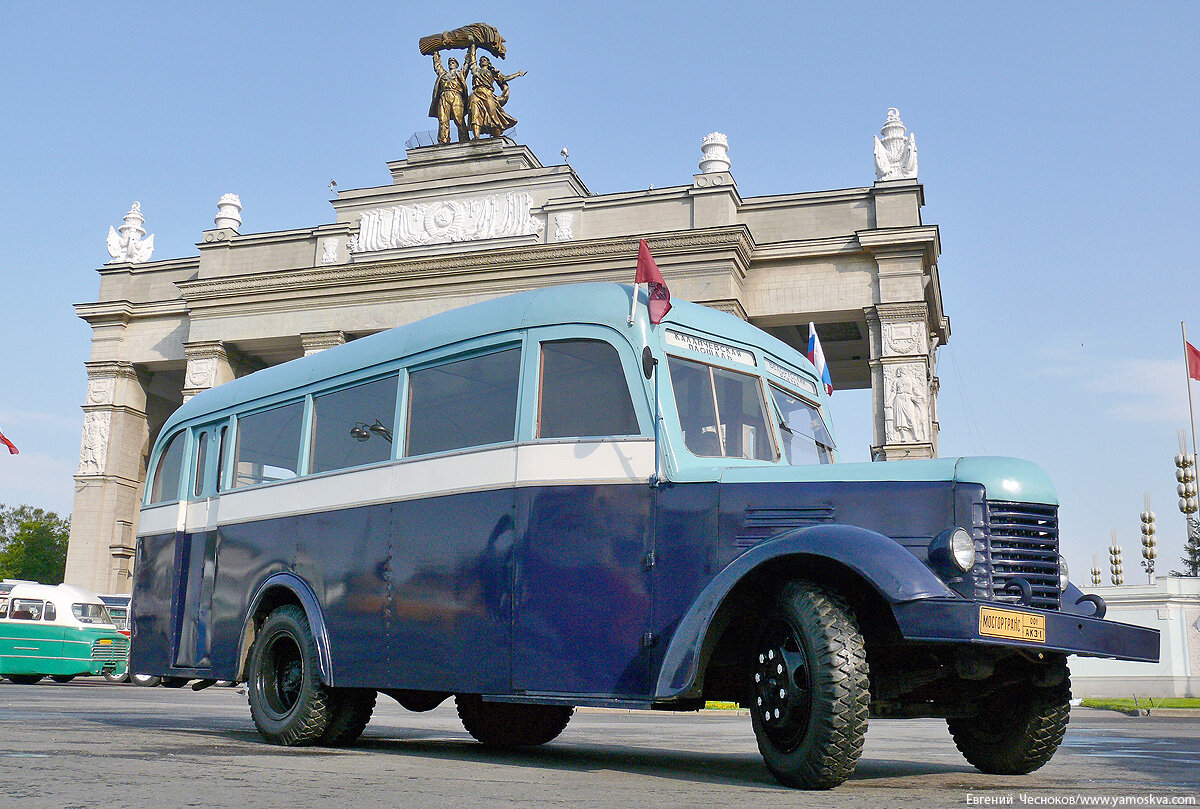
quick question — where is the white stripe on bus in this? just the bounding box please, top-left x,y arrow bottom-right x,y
138,439 -> 655,535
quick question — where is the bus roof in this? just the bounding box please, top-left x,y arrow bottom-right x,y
159,282 -> 819,437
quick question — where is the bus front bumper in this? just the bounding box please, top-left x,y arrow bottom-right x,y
890,598 -> 1160,663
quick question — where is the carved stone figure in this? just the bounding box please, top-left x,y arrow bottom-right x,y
873,108 -> 918,181
553,213 -> 574,242
106,202 -> 155,264
887,366 -> 927,442
320,237 -> 340,264
429,49 -> 471,144
467,51 -> 526,139
78,412 -> 111,475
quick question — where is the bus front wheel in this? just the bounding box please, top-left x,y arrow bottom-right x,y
749,580 -> 870,790
6,674 -> 44,685
247,605 -> 333,746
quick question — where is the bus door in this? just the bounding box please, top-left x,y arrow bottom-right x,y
172,423 -> 224,669
511,335 -> 656,697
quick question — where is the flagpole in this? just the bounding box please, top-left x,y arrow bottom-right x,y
1185,322 -> 1198,464
628,283 -> 639,326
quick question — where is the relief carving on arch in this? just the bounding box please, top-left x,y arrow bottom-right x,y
86,376 -> 116,406
185,357 -> 217,391
78,411 -> 111,476
884,363 -> 929,444
882,320 -> 927,356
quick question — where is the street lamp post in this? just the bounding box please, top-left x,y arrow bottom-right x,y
1140,493 -> 1156,584
1109,530 -> 1124,586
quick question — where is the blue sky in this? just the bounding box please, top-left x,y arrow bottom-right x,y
1,1 -> 1197,580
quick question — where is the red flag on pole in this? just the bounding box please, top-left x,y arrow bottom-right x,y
1188,340 -> 1200,382
635,239 -> 672,324
0,426 -> 18,455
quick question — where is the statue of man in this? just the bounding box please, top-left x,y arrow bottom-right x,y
429,46 -> 471,144
467,52 -> 526,139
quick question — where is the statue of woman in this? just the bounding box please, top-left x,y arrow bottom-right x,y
467,49 -> 526,139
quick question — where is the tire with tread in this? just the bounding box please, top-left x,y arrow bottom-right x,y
948,663 -> 1071,775
320,688 -> 376,747
456,695 -> 573,748
160,676 -> 189,688
131,673 -> 161,687
51,675 -> 76,683
247,604 -> 333,746
7,674 -> 44,685
749,580 -> 870,790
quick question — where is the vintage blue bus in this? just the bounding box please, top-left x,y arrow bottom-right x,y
131,282 -> 1157,789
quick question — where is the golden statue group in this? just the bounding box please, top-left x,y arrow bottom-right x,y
422,23 -> 527,145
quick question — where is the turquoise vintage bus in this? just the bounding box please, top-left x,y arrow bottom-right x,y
0,580 -> 129,683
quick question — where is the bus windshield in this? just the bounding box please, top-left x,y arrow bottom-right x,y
72,603 -> 112,624
771,385 -> 835,465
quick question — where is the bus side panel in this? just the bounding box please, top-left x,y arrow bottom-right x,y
387,488 -> 515,693
130,531 -> 180,677
207,515 -> 298,678
648,482 -> 720,685
295,503 -> 392,686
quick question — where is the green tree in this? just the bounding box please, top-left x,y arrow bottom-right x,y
0,503 -> 70,584
1171,519 -> 1200,577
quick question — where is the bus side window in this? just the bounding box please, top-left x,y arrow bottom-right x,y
407,348 -> 521,457
216,425 -> 228,492
232,402 -> 304,488
193,430 -> 208,498
148,430 -> 186,504
0,598 -> 8,618
11,599 -> 42,620
538,339 -> 640,438
44,602 -> 56,621
311,375 -> 399,474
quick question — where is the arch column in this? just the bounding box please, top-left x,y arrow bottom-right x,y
63,361 -> 150,594
867,303 -> 938,460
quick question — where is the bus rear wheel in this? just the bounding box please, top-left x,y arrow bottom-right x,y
248,605 -> 333,746
7,674 -> 44,685
320,689 -> 376,747
51,675 -> 76,683
749,580 -> 870,790
456,695 -> 573,748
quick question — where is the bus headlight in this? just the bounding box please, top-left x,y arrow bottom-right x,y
1058,554 -> 1069,592
930,528 -> 976,574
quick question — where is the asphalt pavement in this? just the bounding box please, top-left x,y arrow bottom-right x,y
0,680 -> 1196,809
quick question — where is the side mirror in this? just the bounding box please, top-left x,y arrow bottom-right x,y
642,346 -> 657,380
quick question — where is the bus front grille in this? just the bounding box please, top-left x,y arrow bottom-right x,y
91,637 -> 130,663
985,500 -> 1061,610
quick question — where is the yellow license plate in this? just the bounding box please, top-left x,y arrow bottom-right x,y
979,606 -> 1046,643
97,638 -> 112,645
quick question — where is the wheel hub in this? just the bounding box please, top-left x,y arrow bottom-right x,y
752,620 -> 811,749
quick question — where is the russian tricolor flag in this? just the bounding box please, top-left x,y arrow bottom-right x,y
807,323 -> 833,396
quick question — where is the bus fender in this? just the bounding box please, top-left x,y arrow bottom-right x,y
653,523 -> 956,700
238,572 -> 334,685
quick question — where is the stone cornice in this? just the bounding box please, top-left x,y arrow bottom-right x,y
874,302 -> 930,321
752,235 -> 864,260
96,256 -> 200,277
856,226 -> 941,263
741,186 -> 873,210
75,299 -> 189,325
176,227 -> 756,306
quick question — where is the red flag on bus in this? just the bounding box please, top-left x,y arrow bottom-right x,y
0,426 -> 18,455
635,239 -> 672,324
